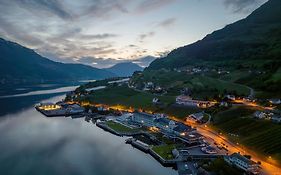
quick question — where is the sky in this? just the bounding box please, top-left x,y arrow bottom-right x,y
0,0 -> 267,68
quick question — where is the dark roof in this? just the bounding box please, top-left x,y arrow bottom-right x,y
173,123 -> 192,133
155,117 -> 171,126
231,153 -> 256,165
205,146 -> 216,151
134,112 -> 155,120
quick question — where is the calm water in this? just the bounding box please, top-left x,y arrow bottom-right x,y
0,85 -> 177,175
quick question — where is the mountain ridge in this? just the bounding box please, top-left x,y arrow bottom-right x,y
0,38 -> 115,84
148,0 -> 281,70
104,62 -> 143,77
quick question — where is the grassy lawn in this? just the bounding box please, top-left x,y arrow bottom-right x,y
80,84 -> 203,119
81,85 -> 175,111
152,144 -> 178,160
212,106 -> 281,164
106,121 -> 139,133
159,105 -> 201,119
202,158 -> 243,175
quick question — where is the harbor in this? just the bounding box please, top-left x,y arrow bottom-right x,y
34,97 -> 263,175
0,90 -> 177,175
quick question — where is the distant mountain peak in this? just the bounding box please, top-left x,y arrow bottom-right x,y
105,62 -> 143,77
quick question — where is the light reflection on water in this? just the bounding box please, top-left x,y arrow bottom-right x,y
0,92 -> 177,175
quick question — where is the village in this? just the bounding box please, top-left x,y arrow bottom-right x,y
35,76 -> 281,175
36,98 -> 266,175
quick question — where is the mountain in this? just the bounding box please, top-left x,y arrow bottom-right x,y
0,38 -> 115,84
133,56 -> 157,67
148,0 -> 281,70
105,62 -> 143,77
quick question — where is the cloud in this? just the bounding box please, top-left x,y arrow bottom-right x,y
223,0 -> 267,13
79,33 -> 119,40
157,18 -> 177,28
136,0 -> 177,13
11,0 -> 72,20
139,32 -> 155,43
75,57 -> 124,68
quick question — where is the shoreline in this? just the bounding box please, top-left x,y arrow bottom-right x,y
96,121 -> 178,168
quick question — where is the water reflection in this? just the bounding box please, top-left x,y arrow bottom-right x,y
0,90 -> 177,175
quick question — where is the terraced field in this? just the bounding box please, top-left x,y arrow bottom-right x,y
213,106 -> 281,163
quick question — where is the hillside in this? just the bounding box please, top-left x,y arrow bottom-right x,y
147,0 -> 281,96
149,0 -> 281,70
0,38 -> 115,84
105,62 -> 143,77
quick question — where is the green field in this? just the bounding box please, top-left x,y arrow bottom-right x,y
80,85 -> 175,110
106,121 -> 139,133
212,106 -> 281,163
131,70 -> 250,98
201,158 -> 243,175
151,144 -> 178,160
78,84 -> 202,119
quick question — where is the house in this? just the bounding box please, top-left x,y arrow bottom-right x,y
176,95 -> 214,108
176,95 -> 197,106
173,123 -> 193,136
180,132 -> 203,144
220,101 -> 229,107
271,115 -> 281,123
188,112 -> 205,123
152,98 -> 160,104
224,153 -> 260,174
131,112 -> 156,127
97,106 -> 107,112
253,111 -> 266,119
269,99 -> 281,105
226,95 -> 236,101
36,102 -> 61,111
155,86 -> 163,92
146,82 -> 154,88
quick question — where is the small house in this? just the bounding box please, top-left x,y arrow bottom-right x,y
224,153 -> 260,174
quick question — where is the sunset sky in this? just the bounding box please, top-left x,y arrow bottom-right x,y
0,0 -> 267,68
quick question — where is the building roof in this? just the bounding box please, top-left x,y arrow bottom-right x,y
183,132 -> 203,140
205,146 -> 216,151
173,123 -> 192,133
40,102 -> 55,106
155,117 -> 171,126
190,112 -> 204,120
70,104 -> 81,108
134,112 -> 155,120
231,153 -> 256,165
176,95 -> 192,101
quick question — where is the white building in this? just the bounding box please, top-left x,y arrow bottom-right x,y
224,153 -> 260,174
131,112 -> 156,127
253,111 -> 266,119
188,112 -> 205,123
269,99 -> 281,105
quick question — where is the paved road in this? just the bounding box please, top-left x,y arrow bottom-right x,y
194,124 -> 281,175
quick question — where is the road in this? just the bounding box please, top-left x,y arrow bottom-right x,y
193,123 -> 281,175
